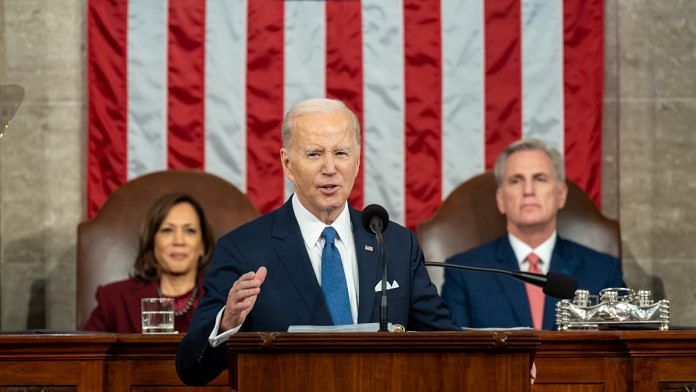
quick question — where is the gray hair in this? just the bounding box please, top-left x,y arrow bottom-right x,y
493,138 -> 565,186
281,98 -> 361,150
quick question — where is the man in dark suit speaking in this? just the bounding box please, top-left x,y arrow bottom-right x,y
176,98 -> 457,385
441,139 -> 625,330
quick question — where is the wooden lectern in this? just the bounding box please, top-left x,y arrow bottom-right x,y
226,331 -> 539,392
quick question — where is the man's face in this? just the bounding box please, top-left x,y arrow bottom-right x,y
496,150 -> 568,236
281,110 -> 360,224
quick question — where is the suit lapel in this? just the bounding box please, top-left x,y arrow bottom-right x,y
271,200 -> 333,325
543,236 -> 578,329
496,236 -> 533,327
350,208 -> 380,323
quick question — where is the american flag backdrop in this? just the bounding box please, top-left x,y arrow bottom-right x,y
87,0 -> 604,229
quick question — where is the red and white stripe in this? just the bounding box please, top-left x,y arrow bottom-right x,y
88,0 -> 604,229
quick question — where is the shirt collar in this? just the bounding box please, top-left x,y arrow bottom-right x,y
292,194 -> 352,249
508,231 -> 557,269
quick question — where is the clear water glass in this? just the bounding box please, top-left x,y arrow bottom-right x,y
141,297 -> 175,334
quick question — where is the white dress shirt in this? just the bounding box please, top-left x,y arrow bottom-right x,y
292,195 -> 359,323
508,232 -> 556,274
208,195 -> 358,347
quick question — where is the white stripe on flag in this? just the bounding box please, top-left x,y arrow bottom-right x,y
283,0 -> 326,201
127,0 -> 168,179
362,0 -> 405,224
441,0 -> 485,199
205,0 -> 248,192
521,0 -> 564,152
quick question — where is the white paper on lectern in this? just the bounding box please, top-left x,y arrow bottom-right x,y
460,326 -> 533,331
288,322 -> 396,333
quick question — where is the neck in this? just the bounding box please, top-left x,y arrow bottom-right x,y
294,194 -> 344,225
508,224 -> 555,249
159,271 -> 196,297
317,211 -> 340,225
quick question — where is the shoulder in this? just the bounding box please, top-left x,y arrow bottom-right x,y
556,237 -> 621,272
384,220 -> 415,239
348,206 -> 413,239
218,206 -> 283,243
446,236 -> 504,265
557,237 -> 619,262
97,278 -> 151,295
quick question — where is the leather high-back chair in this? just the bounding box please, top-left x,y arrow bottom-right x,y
76,170 -> 259,328
416,171 -> 620,291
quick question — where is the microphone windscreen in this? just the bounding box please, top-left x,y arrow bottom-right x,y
361,204 -> 390,234
543,272 -> 578,299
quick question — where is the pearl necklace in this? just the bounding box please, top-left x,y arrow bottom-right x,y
157,284 -> 199,317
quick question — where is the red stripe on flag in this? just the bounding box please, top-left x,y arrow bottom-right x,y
484,0 -> 522,169
404,0 -> 442,230
167,0 -> 206,170
246,1 -> 285,213
326,1 -> 364,210
563,0 -> 603,206
87,0 -> 128,218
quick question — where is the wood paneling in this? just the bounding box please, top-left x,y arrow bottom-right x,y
228,331 -> 539,392
1,330 -> 696,391
0,334 -> 227,392
534,330 -> 696,392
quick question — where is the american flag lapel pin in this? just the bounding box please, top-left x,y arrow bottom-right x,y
364,245 -> 374,252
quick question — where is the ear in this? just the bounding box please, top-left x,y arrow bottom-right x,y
557,181 -> 568,209
280,148 -> 295,183
354,147 -> 361,172
495,187 -> 506,215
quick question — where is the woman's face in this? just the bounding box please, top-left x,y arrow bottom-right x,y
154,202 -> 204,278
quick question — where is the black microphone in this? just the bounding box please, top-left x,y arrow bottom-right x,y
424,262 -> 578,299
361,204 -> 389,234
361,204 -> 390,332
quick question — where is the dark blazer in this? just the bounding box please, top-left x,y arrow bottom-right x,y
441,234 -> 625,330
82,278 -> 201,333
176,199 -> 457,385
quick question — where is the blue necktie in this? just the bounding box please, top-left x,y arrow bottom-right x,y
321,227 -> 353,325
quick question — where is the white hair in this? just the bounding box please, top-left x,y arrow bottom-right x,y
281,98 -> 360,150
493,138 -> 565,186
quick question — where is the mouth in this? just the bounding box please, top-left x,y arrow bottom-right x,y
169,253 -> 189,260
318,184 -> 340,193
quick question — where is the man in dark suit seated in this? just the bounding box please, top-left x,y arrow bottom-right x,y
176,98 -> 457,386
441,139 -> 625,330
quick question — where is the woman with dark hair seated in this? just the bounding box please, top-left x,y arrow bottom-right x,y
84,193 -> 215,333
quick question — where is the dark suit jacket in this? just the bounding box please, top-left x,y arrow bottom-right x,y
176,199 -> 457,385
82,278 -> 201,333
441,234 -> 625,330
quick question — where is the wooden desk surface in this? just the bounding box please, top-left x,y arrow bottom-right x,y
0,333 -> 228,392
534,330 -> 696,392
227,331 -> 538,392
1,331 -> 695,391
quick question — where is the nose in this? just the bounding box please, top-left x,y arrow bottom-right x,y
523,179 -> 535,195
173,228 -> 185,245
321,154 -> 336,174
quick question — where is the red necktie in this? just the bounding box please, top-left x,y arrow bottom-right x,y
525,253 -> 545,330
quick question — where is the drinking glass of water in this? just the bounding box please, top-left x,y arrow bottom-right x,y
141,297 -> 175,334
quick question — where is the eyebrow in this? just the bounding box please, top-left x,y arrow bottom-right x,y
506,172 -> 550,180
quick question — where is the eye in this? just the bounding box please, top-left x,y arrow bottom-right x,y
185,227 -> 198,235
307,151 -> 321,159
159,227 -> 173,234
